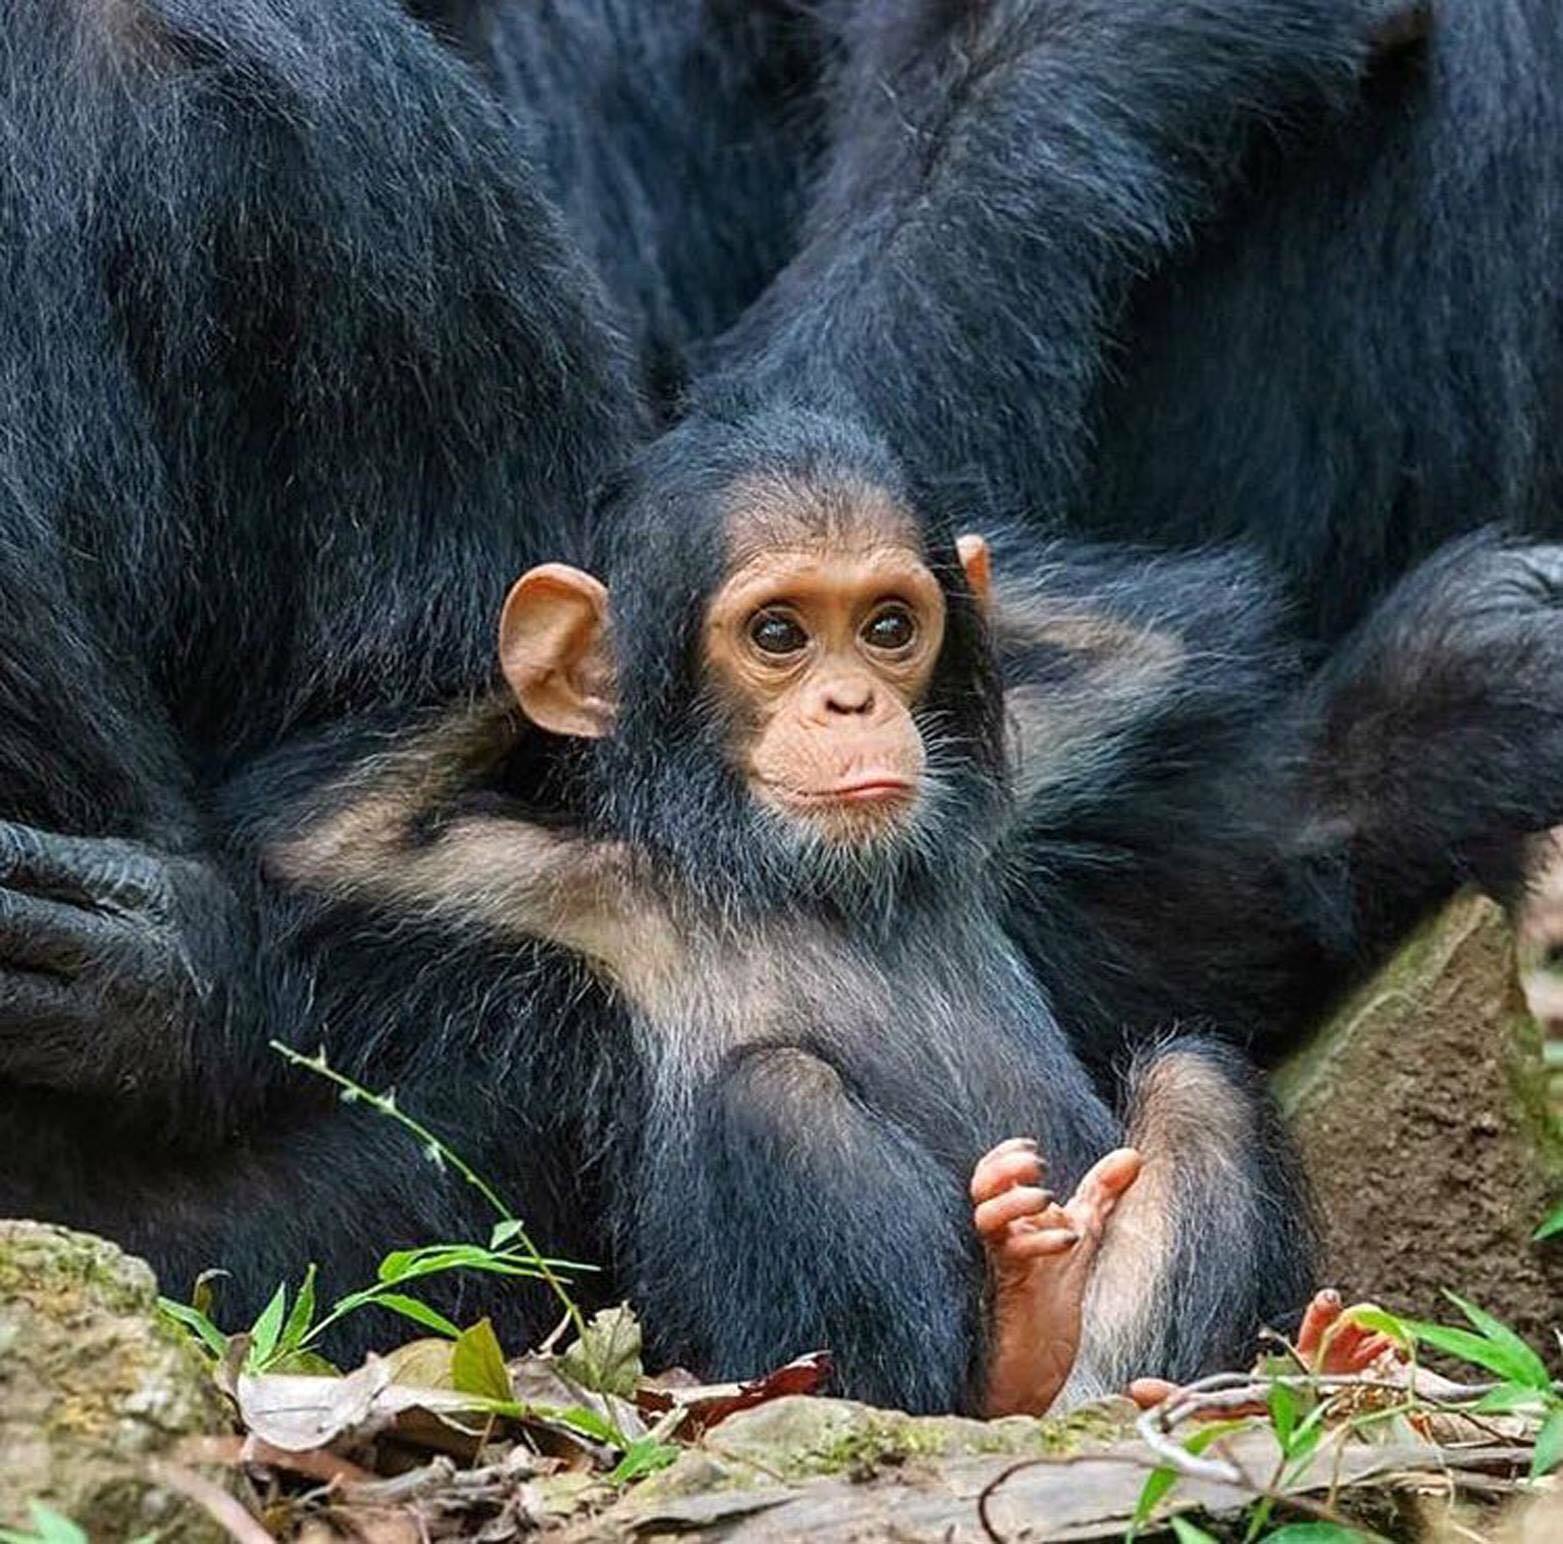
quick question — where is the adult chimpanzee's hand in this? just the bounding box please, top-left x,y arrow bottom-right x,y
0,821 -> 251,1111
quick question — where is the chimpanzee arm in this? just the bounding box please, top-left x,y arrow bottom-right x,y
1001,535 -> 1563,1064
709,0 -> 1420,514
1274,536 -> 1563,959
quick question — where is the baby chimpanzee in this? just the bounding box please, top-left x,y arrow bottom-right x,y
276,410 -> 1563,1412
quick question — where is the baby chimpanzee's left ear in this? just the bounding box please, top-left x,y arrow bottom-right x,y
498,564 -> 618,738
957,534 -> 992,610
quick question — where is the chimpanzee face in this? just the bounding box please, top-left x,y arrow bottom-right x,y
499,478 -> 990,841
696,483 -> 990,852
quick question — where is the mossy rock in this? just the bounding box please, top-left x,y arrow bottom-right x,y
0,1221 -> 230,1540
629,1393 -> 1129,1506
1276,892 -> 1563,1358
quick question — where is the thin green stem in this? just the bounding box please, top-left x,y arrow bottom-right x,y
270,1040 -> 585,1335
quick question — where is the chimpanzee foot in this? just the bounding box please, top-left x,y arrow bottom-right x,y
1126,1288 -> 1403,1411
973,1138 -> 1142,1417
1294,1288 -> 1401,1373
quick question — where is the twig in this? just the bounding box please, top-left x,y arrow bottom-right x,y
148,1459 -> 274,1544
1138,1368 -> 1499,1480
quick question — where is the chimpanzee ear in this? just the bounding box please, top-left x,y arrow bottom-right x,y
498,564 -> 617,739
956,534 -> 992,610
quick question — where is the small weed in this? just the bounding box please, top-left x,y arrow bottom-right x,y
159,1044 -> 592,1374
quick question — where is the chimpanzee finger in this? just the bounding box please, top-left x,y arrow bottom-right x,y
0,889 -> 125,974
974,1185 -> 1054,1237
1073,1147 -> 1142,1203
1000,1226 -> 1079,1258
1067,1148 -> 1143,1232
1296,1289 -> 1344,1359
970,1144 -> 1045,1204
0,825 -> 107,912
972,1137 -> 1040,1173
0,825 -> 158,912
1127,1378 -> 1179,1410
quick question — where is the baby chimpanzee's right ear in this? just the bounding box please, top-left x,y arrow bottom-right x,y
498,564 -> 617,738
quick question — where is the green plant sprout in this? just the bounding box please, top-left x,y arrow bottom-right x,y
159,1043 -> 593,1375
0,1505 -> 152,1544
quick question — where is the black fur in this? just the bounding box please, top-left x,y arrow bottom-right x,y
702,0 -> 1562,642
0,0 -> 640,1334
1,0 -> 1561,1415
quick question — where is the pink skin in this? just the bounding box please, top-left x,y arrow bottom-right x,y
1127,1288 -> 1403,1411
973,1137 -> 1143,1418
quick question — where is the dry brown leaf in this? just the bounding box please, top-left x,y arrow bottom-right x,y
636,1350 -> 833,1436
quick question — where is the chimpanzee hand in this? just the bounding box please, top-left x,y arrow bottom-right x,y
973,1139 -> 1143,1418
0,820 -> 250,1107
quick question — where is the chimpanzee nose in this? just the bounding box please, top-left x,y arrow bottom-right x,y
822,675 -> 874,714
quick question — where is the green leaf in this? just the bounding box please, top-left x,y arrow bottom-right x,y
1280,1418 -> 1325,1478
1535,1203 -> 1563,1242
157,1296 -> 229,1359
490,1219 -> 525,1250
1129,1467 -> 1177,1537
267,1349 -> 340,1377
279,1264 -> 317,1354
1257,1526 -> 1375,1543
1402,1320 -> 1546,1387
25,1507 -> 88,1544
1471,1383 -> 1548,1414
248,1282 -> 289,1368
608,1437 -> 680,1485
375,1243 -> 577,1286
377,1248 -> 422,1283
1531,1408 -> 1563,1479
1184,1419 -> 1250,1454
552,1404 -> 619,1443
375,1293 -> 462,1341
1339,1306 -> 1413,1349
558,1305 -> 644,1398
1168,1520 -> 1220,1544
190,1268 -> 228,1321
452,1317 -> 514,1402
1442,1293 -> 1553,1391
1269,1381 -> 1298,1451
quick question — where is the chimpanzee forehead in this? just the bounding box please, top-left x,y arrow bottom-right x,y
720,470 -> 924,570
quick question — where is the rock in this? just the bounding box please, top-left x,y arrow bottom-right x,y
1275,892 -> 1563,1356
630,1394 -> 1128,1503
0,1220 -> 230,1540
561,1400 -> 1522,1543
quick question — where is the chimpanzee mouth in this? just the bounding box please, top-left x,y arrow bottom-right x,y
764,775 -> 918,810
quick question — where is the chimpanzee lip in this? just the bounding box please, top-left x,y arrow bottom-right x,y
772,776 -> 916,806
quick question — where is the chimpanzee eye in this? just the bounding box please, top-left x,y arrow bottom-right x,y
748,609 -> 809,657
861,604 -> 918,653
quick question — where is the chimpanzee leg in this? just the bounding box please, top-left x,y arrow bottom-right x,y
1061,1039 -> 1315,1401
1284,537 -> 1563,950
626,1044 -> 990,1414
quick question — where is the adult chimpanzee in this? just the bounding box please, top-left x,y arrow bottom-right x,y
660,0 -> 1561,644
0,0 -> 639,1322
272,403 -> 1563,1414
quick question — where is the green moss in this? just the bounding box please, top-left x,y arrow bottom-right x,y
708,1396 -> 1128,1483
1506,999 -> 1563,1179
0,1223 -> 229,1541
